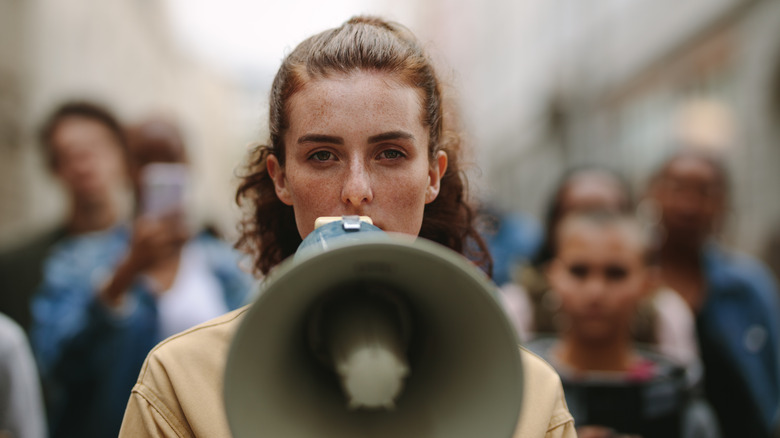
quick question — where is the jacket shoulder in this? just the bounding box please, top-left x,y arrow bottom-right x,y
137,306 -> 250,382
516,346 -> 575,436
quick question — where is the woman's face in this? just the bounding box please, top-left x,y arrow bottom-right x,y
548,222 -> 649,343
268,71 -> 447,239
651,156 -> 724,243
51,117 -> 127,203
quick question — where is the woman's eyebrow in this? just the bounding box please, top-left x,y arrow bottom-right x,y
367,131 -> 414,143
297,134 -> 344,144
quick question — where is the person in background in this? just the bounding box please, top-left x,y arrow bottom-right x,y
477,206 -> 542,287
0,312 -> 47,438
518,166 -> 698,368
476,207 -> 542,342
30,115 -> 252,438
118,16 -> 575,437
477,207 -> 542,341
122,117 -> 254,339
528,211 -> 719,438
523,166 -> 637,336
0,101 -> 130,332
761,224 -> 780,288
647,149 -> 780,438
532,166 -> 635,272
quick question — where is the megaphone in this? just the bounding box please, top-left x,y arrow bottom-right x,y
224,216 -> 523,437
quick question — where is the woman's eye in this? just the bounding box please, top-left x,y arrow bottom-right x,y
378,149 -> 404,160
569,264 -> 589,279
310,150 -> 334,162
605,265 -> 628,281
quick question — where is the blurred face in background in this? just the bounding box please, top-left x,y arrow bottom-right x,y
548,219 -> 651,345
50,116 -> 127,204
651,155 -> 725,246
268,71 -> 447,240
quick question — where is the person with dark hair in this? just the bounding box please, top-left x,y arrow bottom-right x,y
528,211 -> 718,438
516,166 -> 637,342
30,116 -> 252,438
0,101 -> 128,332
520,166 -> 697,369
533,165 -> 634,270
648,149 -> 780,438
119,16 -> 575,437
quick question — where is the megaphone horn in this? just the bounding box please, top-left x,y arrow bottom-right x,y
224,216 -> 523,438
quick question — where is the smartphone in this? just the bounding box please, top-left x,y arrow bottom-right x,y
139,163 -> 189,217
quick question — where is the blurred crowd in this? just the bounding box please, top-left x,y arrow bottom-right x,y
485,154 -> 780,437
0,98 -> 777,438
0,101 -> 254,438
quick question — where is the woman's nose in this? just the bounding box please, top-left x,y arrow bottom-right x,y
341,162 -> 373,207
583,276 -> 607,300
68,151 -> 98,177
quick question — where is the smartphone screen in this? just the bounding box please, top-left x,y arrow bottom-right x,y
139,163 -> 189,217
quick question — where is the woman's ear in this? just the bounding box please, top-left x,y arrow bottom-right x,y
425,150 -> 448,204
267,155 -> 294,206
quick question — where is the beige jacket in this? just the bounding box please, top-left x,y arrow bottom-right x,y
119,306 -> 575,437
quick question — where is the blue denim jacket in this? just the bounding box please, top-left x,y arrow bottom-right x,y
483,213 -> 541,286
30,225 -> 253,438
698,244 -> 780,437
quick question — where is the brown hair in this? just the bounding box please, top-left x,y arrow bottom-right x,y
236,16 -> 491,275
650,148 -> 730,197
39,101 -> 127,170
533,165 -> 634,268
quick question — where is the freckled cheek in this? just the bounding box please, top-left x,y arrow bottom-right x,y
288,174 -> 340,215
298,180 -> 340,207
378,180 -> 428,228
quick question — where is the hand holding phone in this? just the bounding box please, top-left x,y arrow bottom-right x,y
139,163 -> 189,217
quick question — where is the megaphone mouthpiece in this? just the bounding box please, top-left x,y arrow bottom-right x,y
338,344 -> 409,410
313,286 -> 412,410
314,216 -> 374,229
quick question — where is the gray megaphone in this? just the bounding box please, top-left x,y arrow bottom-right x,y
224,216 -> 523,437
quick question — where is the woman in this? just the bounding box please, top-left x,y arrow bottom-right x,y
30,110 -> 252,438
528,211 -> 718,437
118,16 -> 574,437
648,150 -> 780,437
522,166 -> 641,337
518,166 -> 697,368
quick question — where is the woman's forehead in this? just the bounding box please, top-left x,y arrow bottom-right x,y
559,221 -> 644,257
285,72 -> 427,135
294,71 -> 422,108
660,154 -> 725,187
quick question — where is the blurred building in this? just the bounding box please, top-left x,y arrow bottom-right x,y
420,0 -> 780,256
0,0 -> 247,249
5,0 -> 778,258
